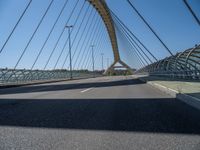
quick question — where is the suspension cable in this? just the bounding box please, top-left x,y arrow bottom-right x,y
79,19 -> 102,69
116,28 -> 145,68
85,30 -> 104,70
183,0 -> 200,26
44,0 -> 80,69
31,0 -> 70,70
72,13 -> 98,69
70,12 -> 97,69
84,23 -> 105,69
14,0 -> 55,69
115,21 -> 148,66
0,0 -> 32,54
114,17 -> 151,64
61,6 -> 93,69
75,17 -> 101,69
110,9 -> 158,61
53,1 -> 87,69
127,0 -> 174,56
86,27 -> 107,70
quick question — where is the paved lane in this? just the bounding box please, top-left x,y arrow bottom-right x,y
0,76 -> 200,150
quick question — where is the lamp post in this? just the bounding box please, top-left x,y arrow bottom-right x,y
65,25 -> 73,79
101,53 -> 104,71
107,58 -> 109,69
91,45 -> 95,78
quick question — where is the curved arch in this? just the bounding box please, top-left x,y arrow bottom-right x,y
87,0 -> 120,61
87,0 -> 133,74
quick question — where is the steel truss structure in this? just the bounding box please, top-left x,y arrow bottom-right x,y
136,44 -> 200,80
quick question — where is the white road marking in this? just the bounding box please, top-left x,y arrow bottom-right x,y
81,88 -> 93,93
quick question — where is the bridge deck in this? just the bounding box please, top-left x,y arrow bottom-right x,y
0,76 -> 200,150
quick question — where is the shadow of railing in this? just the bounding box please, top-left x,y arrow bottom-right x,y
0,78 -> 145,95
0,98 -> 200,134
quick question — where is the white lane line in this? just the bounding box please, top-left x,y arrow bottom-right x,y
81,88 -> 93,93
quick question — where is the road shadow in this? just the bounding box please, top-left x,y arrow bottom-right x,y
188,93 -> 200,99
0,78 -> 145,95
0,98 -> 200,134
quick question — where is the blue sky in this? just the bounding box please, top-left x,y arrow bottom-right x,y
0,0 -> 199,70
107,0 -> 200,67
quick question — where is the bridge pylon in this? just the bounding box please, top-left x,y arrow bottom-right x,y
104,59 -> 133,75
88,0 -> 133,75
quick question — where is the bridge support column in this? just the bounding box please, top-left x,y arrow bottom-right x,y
104,60 -> 134,75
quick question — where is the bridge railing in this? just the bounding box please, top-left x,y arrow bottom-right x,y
135,71 -> 200,81
135,44 -> 200,80
0,69 -> 100,86
150,70 -> 200,80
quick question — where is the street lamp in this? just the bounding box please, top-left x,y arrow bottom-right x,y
65,25 -> 73,79
101,53 -> 104,71
90,45 -> 95,78
107,58 -> 109,69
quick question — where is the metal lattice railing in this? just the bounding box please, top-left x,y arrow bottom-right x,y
135,44 -> 200,80
0,69 -> 99,85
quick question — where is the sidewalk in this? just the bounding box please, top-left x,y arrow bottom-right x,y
133,75 -> 200,100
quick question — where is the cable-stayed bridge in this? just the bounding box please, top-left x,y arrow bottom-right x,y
0,0 -> 200,149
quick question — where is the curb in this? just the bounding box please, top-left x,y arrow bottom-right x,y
138,77 -> 200,110
176,94 -> 200,110
145,81 -> 178,98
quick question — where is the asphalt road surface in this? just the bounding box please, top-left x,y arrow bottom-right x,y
0,76 -> 200,150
